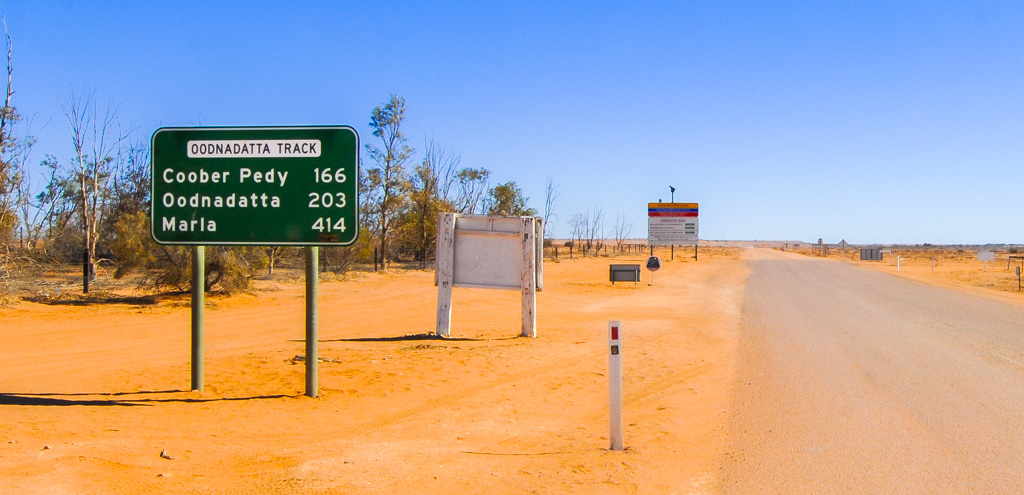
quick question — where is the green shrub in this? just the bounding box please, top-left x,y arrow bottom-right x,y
109,211 -> 266,293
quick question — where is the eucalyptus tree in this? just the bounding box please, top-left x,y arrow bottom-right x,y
364,95 -> 413,268
59,88 -> 133,292
485,181 -> 536,217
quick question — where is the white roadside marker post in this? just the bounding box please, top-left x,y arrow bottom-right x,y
609,320 -> 624,451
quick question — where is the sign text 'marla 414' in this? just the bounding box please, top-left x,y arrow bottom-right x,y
151,126 -> 359,246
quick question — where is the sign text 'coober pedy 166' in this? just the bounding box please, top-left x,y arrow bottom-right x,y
150,126 -> 359,246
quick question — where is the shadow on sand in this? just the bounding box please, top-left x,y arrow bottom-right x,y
301,332 -> 520,343
0,390 -> 292,407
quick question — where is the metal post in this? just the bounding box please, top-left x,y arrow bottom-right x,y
609,320 -> 623,451
671,245 -> 674,261
191,246 -> 205,392
695,240 -> 698,261
306,246 -> 319,398
83,250 -> 90,294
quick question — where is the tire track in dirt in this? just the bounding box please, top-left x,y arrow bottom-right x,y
470,362 -> 716,457
622,364 -> 713,408
346,345 -> 601,433
343,324 -> 695,436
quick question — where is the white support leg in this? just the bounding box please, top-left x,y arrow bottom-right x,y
520,217 -> 537,338
436,212 -> 456,338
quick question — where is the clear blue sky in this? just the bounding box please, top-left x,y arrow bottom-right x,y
6,1 -> 1024,244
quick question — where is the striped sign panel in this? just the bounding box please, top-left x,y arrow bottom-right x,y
648,202 -> 698,217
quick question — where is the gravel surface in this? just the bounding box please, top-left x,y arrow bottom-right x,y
723,248 -> 1024,493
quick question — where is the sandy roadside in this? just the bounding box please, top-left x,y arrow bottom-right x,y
838,253 -> 1024,308
0,249 -> 747,494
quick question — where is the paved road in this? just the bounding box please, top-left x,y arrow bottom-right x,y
723,249 -> 1024,493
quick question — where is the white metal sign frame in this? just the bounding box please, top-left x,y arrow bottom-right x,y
435,213 -> 543,338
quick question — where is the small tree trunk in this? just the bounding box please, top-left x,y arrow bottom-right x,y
268,246 -> 284,275
83,249 -> 90,293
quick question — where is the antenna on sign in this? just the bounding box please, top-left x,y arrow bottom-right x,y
669,186 -> 676,203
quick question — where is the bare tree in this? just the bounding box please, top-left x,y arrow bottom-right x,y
427,138 -> 460,205
407,140 -> 445,265
0,15 -> 28,251
364,95 -> 413,269
568,211 -> 588,257
611,211 -> 634,253
418,138 -> 490,216
585,206 -> 604,256
402,139 -> 491,265
0,16 -> 17,289
59,88 -> 132,292
417,141 -> 491,215
542,177 -> 559,239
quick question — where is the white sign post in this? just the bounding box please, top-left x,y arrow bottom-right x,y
646,255 -> 661,285
609,320 -> 623,451
979,250 -> 995,272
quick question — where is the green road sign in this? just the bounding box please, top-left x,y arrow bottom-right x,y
151,126 -> 359,245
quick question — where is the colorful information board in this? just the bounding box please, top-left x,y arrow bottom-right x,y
647,202 -> 698,245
